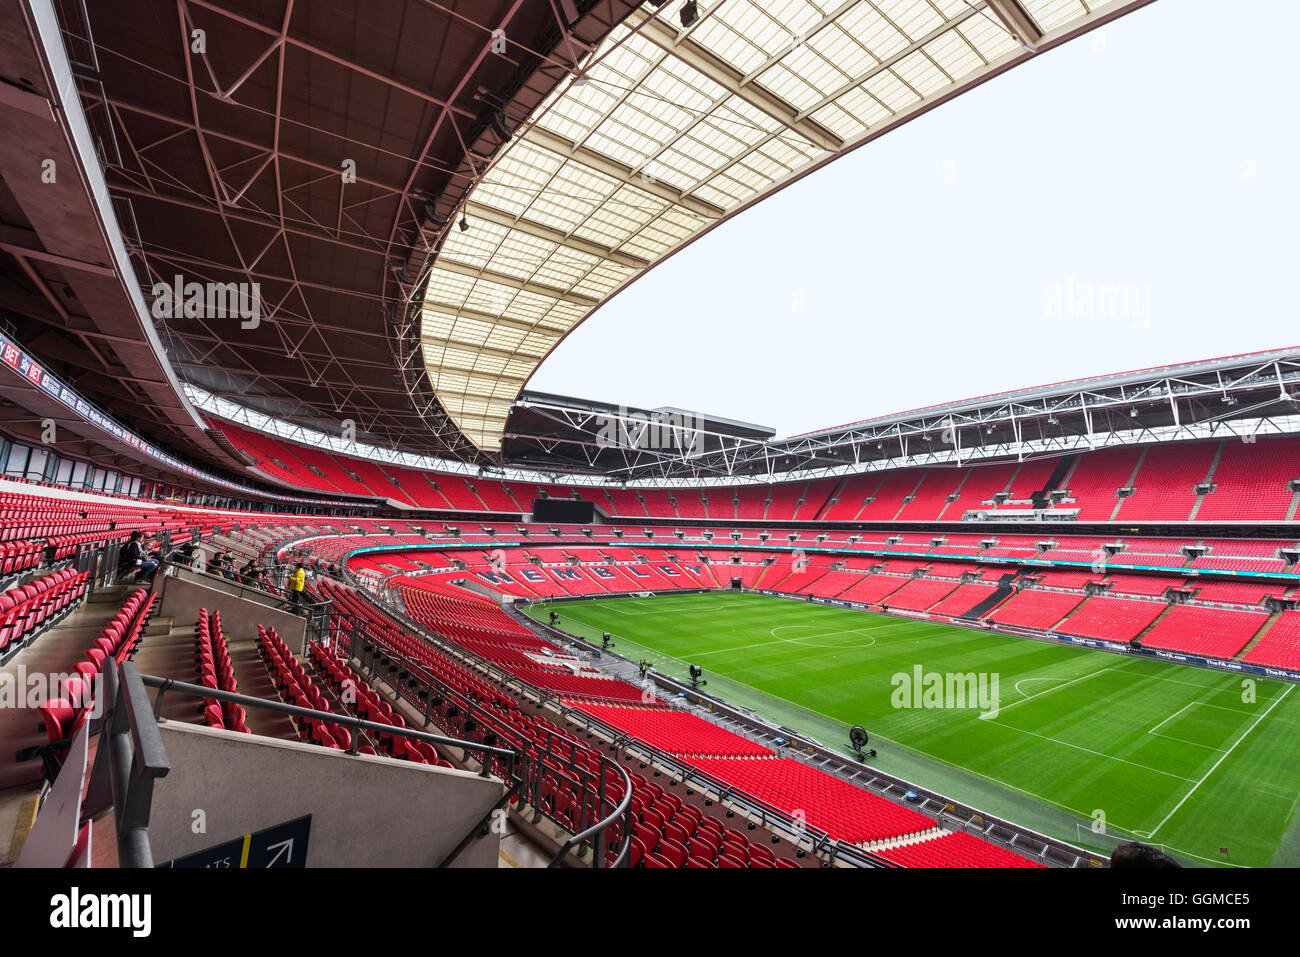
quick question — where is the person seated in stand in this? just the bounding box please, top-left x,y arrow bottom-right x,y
119,531 -> 158,584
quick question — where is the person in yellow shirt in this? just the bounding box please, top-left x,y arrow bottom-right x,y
289,562 -> 306,608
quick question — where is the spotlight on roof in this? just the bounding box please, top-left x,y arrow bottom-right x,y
458,216 -> 469,232
490,109 -> 512,141
1047,416 -> 1058,425
1130,408 -> 1139,417
1223,395 -> 1238,406
680,1 -> 699,27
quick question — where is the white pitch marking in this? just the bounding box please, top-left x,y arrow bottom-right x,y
1147,684 -> 1295,839
978,667 -> 1113,720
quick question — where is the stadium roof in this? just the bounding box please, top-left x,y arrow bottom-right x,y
10,0 -> 1157,489
482,348 -> 1300,482
418,0 -> 1156,454
51,0 -> 638,463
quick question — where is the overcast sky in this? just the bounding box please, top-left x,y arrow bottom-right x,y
526,0 -> 1300,439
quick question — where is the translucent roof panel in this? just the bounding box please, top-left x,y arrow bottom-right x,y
420,0 -> 1136,452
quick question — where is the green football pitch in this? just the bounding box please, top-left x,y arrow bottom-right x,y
525,591 -> 1300,867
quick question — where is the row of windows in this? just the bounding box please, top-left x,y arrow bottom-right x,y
0,436 -> 375,516
0,439 -> 144,496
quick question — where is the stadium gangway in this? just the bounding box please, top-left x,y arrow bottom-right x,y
326,605 -> 633,867
539,615 -> 1089,868
139,667 -> 524,868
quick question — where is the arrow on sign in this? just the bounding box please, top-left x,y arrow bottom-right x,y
265,839 -> 293,867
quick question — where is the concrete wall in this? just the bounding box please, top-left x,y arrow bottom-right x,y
149,722 -> 502,867
158,571 -> 307,652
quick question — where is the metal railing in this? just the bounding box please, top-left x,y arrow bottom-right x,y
326,604 -> 633,867
82,659 -> 171,868
140,668 -> 521,867
166,563 -> 333,637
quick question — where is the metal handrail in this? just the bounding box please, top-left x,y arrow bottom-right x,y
547,758 -> 633,868
173,563 -> 322,606
140,672 -> 517,772
333,597 -> 634,867
82,660 -> 171,868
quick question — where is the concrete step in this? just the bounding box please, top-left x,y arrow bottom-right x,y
0,587 -> 140,794
1236,611 -> 1281,660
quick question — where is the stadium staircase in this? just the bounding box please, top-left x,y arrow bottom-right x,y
1187,441 -> 1226,521
1110,447 -> 1148,520
1132,604 -> 1178,644
1235,611 -> 1283,660
812,478 -> 846,521
0,583 -> 136,795
129,616 -> 299,739
958,574 -> 1018,619
1032,455 -> 1076,509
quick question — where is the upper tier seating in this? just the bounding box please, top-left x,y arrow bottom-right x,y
1197,436 -> 1300,522
198,418 -> 1300,524
1115,442 -> 1217,522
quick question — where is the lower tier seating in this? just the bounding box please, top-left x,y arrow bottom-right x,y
875,829 -> 1043,868
684,756 -> 934,845
573,702 -> 773,758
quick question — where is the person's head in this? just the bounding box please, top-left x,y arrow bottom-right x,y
296,562 -> 304,570
130,531 -> 143,542
1110,842 -> 1181,869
